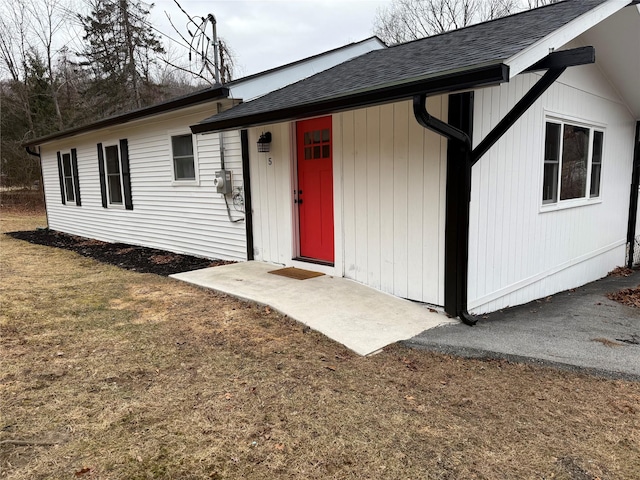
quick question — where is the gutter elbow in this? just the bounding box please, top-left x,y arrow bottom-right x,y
25,146 -> 41,158
460,310 -> 478,326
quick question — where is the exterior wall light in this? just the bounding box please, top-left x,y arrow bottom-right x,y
257,132 -> 272,152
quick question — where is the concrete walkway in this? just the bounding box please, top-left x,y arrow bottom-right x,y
406,271 -> 640,381
171,261 -> 456,355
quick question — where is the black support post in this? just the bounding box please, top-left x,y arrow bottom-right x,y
627,121 -> 640,268
445,93 -> 474,321
241,129 -> 254,261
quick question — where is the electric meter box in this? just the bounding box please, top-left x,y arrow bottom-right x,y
214,169 -> 232,194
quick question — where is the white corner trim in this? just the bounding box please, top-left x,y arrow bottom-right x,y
506,0 -> 629,78
468,239 -> 626,310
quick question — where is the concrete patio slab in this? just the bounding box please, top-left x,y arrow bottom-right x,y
171,261 -> 456,355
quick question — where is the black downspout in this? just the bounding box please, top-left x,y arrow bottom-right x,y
25,146 -> 40,158
241,129 -> 254,261
413,66 -> 570,325
413,93 -> 476,325
626,121 -> 640,268
25,146 -> 49,229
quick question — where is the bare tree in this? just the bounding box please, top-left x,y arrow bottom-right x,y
25,0 -> 68,130
525,0 -> 559,7
374,0 -> 520,45
372,0 -> 564,45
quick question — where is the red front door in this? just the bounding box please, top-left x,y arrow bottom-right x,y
296,116 -> 334,263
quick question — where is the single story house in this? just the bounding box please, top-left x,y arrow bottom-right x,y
23,36 -> 385,261
189,0 -> 639,320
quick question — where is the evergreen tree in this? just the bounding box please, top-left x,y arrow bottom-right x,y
78,0 -> 165,115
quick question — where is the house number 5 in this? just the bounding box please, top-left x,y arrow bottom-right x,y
268,157 -> 273,166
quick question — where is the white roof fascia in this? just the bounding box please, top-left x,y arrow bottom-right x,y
505,0 -> 630,78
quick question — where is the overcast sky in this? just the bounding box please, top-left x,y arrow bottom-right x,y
151,0 -> 391,78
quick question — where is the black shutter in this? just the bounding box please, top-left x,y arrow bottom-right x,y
97,143 -> 107,208
120,138 -> 133,210
71,148 -> 81,206
56,151 -> 66,204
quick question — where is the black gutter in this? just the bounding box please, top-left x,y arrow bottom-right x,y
240,129 -> 254,261
413,49 -> 592,324
627,121 -> 640,268
23,86 -> 229,147
191,64 -> 510,133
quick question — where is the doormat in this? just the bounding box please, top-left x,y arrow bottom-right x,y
268,267 -> 325,280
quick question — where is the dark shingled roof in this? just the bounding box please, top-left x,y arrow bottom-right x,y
193,0 -> 608,132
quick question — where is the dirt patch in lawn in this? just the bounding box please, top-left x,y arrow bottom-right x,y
3,212 -> 640,479
6,228 -> 230,276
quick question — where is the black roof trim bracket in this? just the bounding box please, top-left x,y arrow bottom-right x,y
524,46 -> 595,73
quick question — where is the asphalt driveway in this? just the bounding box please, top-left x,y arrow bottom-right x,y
406,271 -> 640,381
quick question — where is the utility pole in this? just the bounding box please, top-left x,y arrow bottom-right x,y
207,13 -> 220,84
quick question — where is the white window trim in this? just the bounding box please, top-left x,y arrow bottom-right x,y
60,150 -> 78,206
168,130 -> 200,186
539,111 -> 606,213
102,141 -> 126,208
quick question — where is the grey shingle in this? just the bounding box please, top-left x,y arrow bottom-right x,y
195,0 -> 607,130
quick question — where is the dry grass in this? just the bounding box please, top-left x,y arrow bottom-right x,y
1,210 -> 639,479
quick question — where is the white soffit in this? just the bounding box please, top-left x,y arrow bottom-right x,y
582,5 -> 640,119
505,0 -> 629,78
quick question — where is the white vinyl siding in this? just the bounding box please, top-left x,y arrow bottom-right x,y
40,104 -> 247,261
336,98 -> 447,305
468,65 -> 635,313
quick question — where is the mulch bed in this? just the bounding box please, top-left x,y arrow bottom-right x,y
6,229 -> 231,276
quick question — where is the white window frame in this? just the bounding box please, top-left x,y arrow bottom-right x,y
60,150 -> 77,204
102,142 -> 126,207
540,112 -> 606,213
168,130 -> 199,186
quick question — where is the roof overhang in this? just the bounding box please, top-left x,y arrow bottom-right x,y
505,0 -> 630,78
23,86 -> 229,147
582,3 -> 640,119
191,64 -> 510,133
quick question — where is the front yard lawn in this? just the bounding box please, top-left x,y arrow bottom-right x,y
1,210 -> 639,479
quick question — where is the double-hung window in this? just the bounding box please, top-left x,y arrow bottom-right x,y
542,116 -> 604,206
104,144 -> 124,205
170,133 -> 198,183
56,149 -> 81,206
97,139 -> 132,209
62,153 -> 75,202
